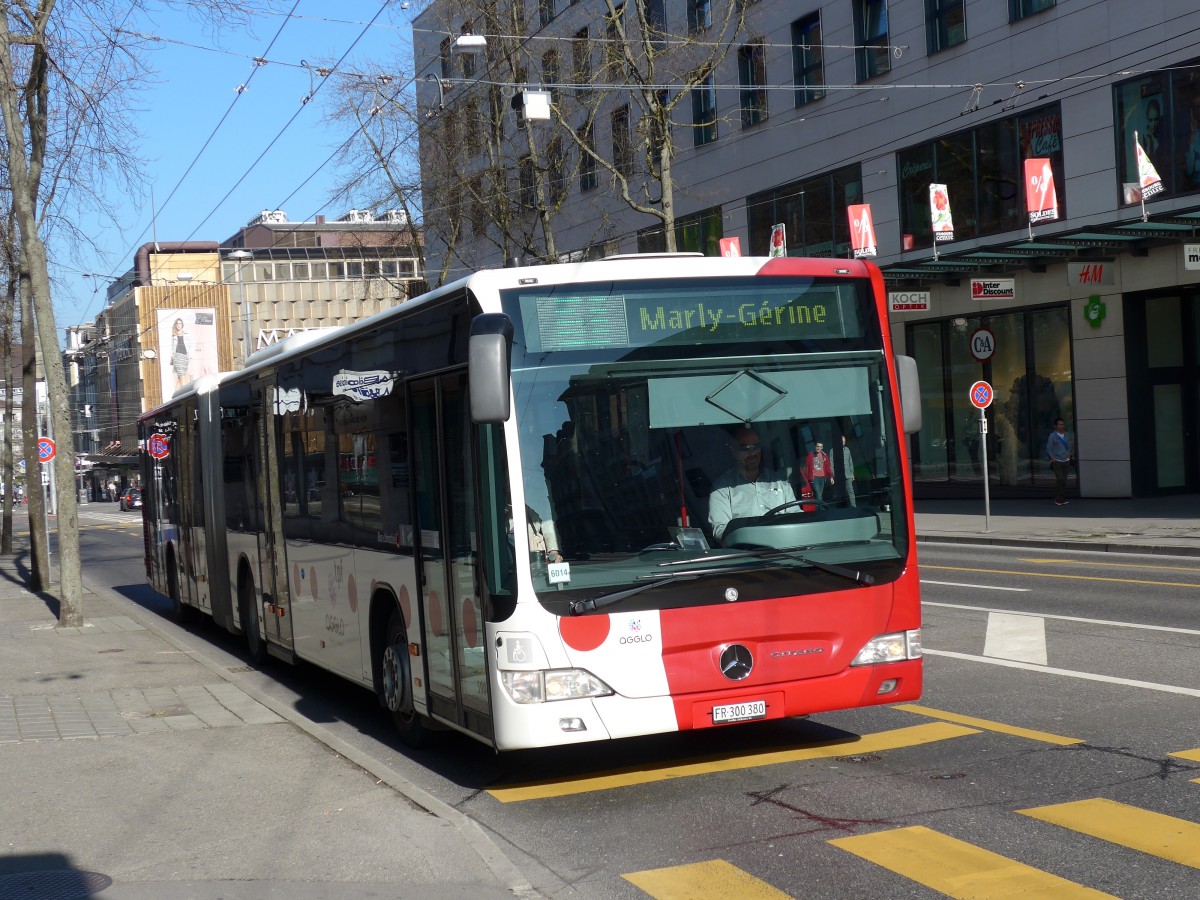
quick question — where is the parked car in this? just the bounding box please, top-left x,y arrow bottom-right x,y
118,487 -> 143,511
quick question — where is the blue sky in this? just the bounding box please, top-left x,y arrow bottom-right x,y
53,1 -> 414,328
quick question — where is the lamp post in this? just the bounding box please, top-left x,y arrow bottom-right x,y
225,250 -> 254,366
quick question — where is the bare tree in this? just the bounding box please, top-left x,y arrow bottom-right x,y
0,0 -> 252,625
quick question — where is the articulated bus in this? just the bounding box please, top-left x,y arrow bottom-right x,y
139,254 -> 923,751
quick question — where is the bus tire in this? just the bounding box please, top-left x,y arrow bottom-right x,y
167,550 -> 198,625
238,570 -> 266,665
381,607 -> 430,748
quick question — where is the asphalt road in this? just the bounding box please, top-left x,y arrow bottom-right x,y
79,511 -> 1200,899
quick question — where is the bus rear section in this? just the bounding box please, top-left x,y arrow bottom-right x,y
478,256 -> 923,750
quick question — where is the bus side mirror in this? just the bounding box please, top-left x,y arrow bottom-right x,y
469,314 -> 514,423
894,355 -> 922,435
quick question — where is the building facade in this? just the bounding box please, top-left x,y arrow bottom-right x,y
67,210 -> 424,497
413,0 -> 1200,498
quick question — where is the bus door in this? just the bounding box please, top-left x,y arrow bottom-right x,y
410,373 -> 493,740
253,376 -> 296,653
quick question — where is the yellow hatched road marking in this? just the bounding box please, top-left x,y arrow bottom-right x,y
893,704 -> 1083,746
1019,798 -> 1200,868
1169,747 -> 1200,762
487,722 -> 978,802
623,860 -> 791,899
923,564 -> 1200,590
830,825 -> 1116,899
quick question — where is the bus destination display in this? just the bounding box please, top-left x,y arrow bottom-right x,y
521,282 -> 859,352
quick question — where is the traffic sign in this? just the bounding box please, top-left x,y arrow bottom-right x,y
969,327 -> 996,362
37,437 -> 56,463
148,433 -> 171,460
969,381 -> 994,410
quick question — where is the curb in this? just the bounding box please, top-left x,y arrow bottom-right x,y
82,576 -> 540,900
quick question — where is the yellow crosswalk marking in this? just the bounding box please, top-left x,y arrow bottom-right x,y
623,860 -> 790,899
487,722 -> 978,802
830,825 -> 1116,899
893,703 -> 1083,745
1019,798 -> 1200,869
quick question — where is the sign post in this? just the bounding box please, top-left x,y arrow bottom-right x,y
968,381 -> 994,532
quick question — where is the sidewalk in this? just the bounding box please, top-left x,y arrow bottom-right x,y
915,492 -> 1200,556
0,545 -> 532,900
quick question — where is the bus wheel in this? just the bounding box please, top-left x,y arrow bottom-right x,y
381,607 -> 429,748
238,571 -> 266,665
167,554 -> 197,625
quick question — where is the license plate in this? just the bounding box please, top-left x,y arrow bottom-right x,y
711,699 -> 767,724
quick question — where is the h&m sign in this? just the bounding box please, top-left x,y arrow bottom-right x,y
1067,262 -> 1115,286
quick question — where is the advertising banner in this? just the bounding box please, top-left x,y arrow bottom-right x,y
718,237 -> 742,257
929,184 -> 954,242
768,223 -> 786,257
847,204 -> 877,258
1134,130 -> 1165,199
1024,158 -> 1059,223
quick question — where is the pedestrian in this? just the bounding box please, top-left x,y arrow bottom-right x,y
1046,417 -> 1073,506
804,440 -> 834,505
841,435 -> 856,507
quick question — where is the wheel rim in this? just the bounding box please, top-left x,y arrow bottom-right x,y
381,642 -> 411,715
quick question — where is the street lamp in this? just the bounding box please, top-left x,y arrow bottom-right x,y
225,250 -> 254,365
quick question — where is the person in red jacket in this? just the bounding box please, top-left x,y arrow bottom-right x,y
804,440 -> 834,505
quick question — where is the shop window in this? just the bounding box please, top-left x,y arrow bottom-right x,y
747,164 -> 862,256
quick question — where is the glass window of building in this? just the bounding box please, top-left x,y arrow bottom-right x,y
692,76 -> 718,147
293,262 -> 310,280
738,40 -> 768,129
791,13 -> 824,107
572,28 -> 591,102
636,205 -> 723,254
925,0 -> 966,54
1009,0 -> 1054,21
746,164 -> 862,257
907,309 -> 1074,495
898,103 -> 1065,249
687,0 -> 711,33
855,0 -> 891,82
1111,64 -> 1200,202
580,122 -> 598,191
539,0 -> 554,27
611,105 -> 634,176
347,261 -> 365,279
328,262 -> 343,279
274,262 -> 290,280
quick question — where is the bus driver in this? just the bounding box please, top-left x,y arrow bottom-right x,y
708,426 -> 797,542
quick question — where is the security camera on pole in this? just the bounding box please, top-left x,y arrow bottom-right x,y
969,380 -> 993,532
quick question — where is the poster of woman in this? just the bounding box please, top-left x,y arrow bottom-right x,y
156,308 -> 219,398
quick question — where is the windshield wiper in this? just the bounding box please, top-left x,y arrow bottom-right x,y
655,544 -> 876,586
570,573 -> 694,615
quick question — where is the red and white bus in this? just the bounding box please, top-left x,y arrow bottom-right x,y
139,254 -> 923,751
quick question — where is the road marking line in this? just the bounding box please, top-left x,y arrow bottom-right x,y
922,580 -> 1030,592
893,704 -> 1081,745
1168,748 -> 1200,762
923,602 -> 1200,636
1019,798 -> 1200,869
984,612 -> 1047,664
924,649 -> 1200,697
1022,557 -> 1200,572
922,564 -> 1200,590
486,722 -> 979,802
623,860 -> 790,899
829,825 -> 1115,899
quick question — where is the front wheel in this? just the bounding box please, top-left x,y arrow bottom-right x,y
380,607 -> 431,748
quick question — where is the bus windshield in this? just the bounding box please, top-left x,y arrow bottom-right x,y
501,274 -> 910,607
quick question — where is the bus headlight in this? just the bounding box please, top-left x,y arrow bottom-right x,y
851,629 -> 923,666
501,669 -> 614,704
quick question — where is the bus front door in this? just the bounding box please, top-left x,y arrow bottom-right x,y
411,373 -> 493,741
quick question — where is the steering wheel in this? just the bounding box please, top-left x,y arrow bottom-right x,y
763,498 -> 811,517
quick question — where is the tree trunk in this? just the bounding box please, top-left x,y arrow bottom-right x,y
19,268 -> 49,592
1,274 -> 13,555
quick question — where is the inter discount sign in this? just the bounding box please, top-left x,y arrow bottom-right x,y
971,278 -> 1015,301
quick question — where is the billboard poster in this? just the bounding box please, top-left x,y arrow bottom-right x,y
847,204 -> 877,258
929,184 -> 954,242
157,308 -> 219,398
1024,158 -> 1059,223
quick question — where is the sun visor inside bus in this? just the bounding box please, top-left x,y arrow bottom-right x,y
648,368 -> 871,428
